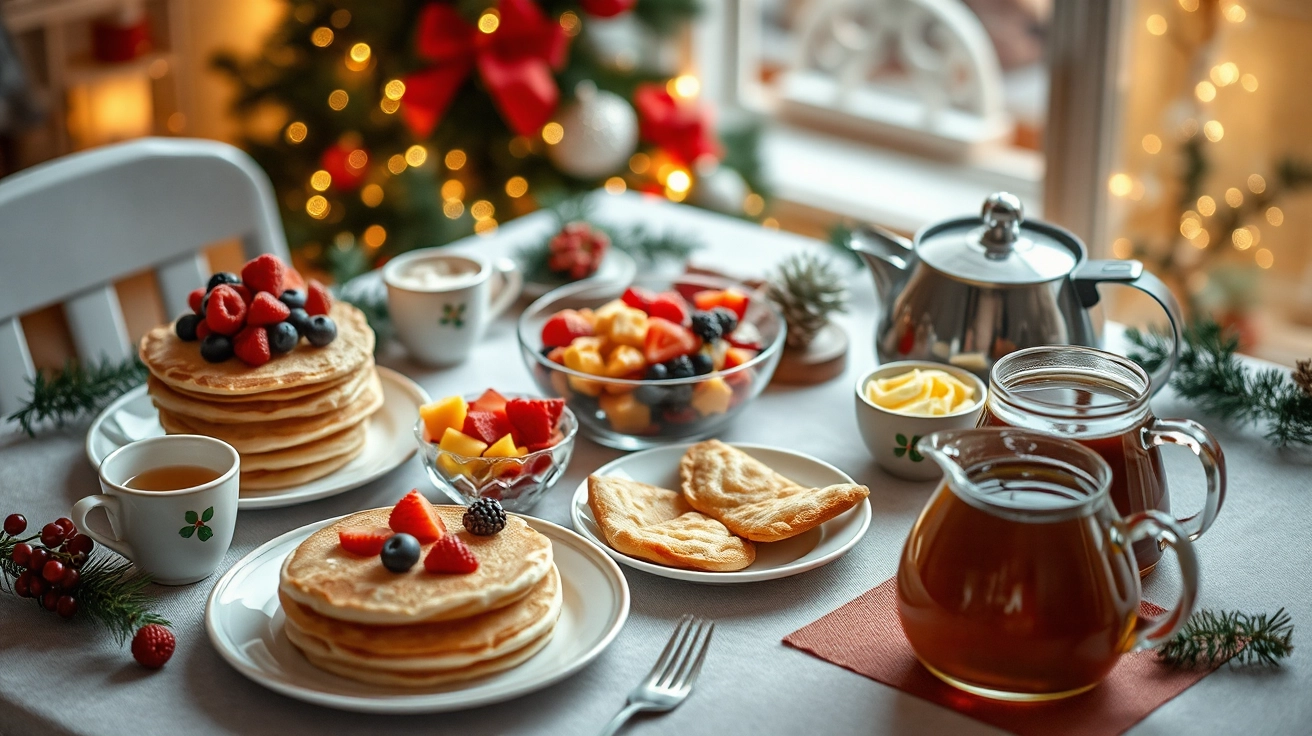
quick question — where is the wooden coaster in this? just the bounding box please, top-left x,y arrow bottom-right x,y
772,323 -> 849,385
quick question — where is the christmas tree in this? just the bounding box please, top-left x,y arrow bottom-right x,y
215,0 -> 765,282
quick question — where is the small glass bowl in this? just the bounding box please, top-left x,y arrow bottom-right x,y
413,397 -> 578,513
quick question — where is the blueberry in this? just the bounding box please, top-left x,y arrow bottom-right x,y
175,314 -> 203,342
380,533 -> 420,573
665,356 -> 695,379
634,385 -> 667,406
268,321 -> 299,353
303,315 -> 337,347
665,384 -> 693,405
278,288 -> 306,309
644,363 -> 669,381
689,352 -> 714,375
200,334 -> 233,363
206,272 -> 240,292
710,307 -> 739,334
690,311 -> 723,342
286,307 -> 311,334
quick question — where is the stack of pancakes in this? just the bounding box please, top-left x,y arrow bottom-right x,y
139,303 -> 380,491
279,506 -> 560,687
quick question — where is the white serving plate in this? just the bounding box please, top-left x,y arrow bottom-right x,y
522,247 -> 637,299
205,514 -> 629,713
86,366 -> 429,510
571,443 -> 871,584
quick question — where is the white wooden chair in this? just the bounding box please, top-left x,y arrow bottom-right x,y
0,137 -> 290,417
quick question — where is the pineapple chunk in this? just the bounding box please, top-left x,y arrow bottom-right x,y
593,299 -> 629,330
604,344 -> 647,378
600,392 -> 652,433
419,395 -> 467,442
606,308 -> 648,347
564,341 -> 605,396
439,427 -> 489,458
483,433 -> 525,458
692,376 -> 733,416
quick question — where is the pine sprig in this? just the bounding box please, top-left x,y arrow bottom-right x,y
7,358 -> 148,437
1157,609 -> 1294,668
1126,320 -> 1312,447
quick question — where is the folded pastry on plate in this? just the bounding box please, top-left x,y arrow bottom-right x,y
587,475 -> 755,572
679,440 -> 869,543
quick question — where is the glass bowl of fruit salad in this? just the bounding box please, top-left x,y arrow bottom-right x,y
517,274 -> 785,451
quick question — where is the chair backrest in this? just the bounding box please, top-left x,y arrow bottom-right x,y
0,137 -> 290,416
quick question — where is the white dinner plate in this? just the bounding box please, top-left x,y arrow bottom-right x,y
85,367 -> 429,510
522,247 -> 637,299
571,443 -> 872,584
205,514 -> 629,713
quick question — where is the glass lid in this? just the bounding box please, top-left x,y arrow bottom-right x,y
915,193 -> 1083,285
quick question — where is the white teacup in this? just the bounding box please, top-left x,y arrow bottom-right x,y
383,250 -> 523,366
72,435 -> 239,585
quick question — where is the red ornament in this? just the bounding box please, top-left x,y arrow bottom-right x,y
633,83 -> 723,166
320,143 -> 368,191
403,0 -> 571,139
580,0 -> 636,17
92,7 -> 151,63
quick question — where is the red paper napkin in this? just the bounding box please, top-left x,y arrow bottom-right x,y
784,578 -> 1221,736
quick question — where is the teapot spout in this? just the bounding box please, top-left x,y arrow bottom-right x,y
917,430 -> 975,491
849,225 -> 912,298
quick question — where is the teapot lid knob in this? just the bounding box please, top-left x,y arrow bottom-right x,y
981,192 -> 1024,255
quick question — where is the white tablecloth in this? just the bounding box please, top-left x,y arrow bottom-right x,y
2,193 -> 1309,735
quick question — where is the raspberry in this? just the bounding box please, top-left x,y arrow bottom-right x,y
204,285 -> 247,336
131,624 -> 175,669
232,325 -> 271,367
247,292 -> 291,327
187,288 -> 205,314
241,254 -> 286,296
282,266 -> 307,292
424,535 -> 479,574
231,283 -> 253,306
305,279 -> 333,316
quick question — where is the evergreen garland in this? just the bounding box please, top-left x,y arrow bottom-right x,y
7,358 -> 147,437
1157,609 -> 1294,668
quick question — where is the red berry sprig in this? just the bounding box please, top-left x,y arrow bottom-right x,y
4,514 -> 89,619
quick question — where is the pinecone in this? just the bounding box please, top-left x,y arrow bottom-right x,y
766,252 -> 849,350
1294,359 -> 1312,397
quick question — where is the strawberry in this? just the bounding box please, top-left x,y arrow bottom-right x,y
241,253 -> 286,296
231,283 -> 253,306
469,389 -> 509,419
338,527 -> 393,556
526,429 -> 564,453
247,291 -> 291,327
693,289 -> 749,321
424,535 -> 479,574
305,279 -> 333,316
233,325 -> 271,367
204,285 -> 247,336
131,624 -> 175,669
388,489 -> 447,543
187,288 -> 205,314
643,317 -> 701,365
463,410 -> 512,445
545,346 -> 567,364
621,286 -> 656,313
505,398 -> 561,447
541,309 -> 593,348
282,266 -> 307,292
648,292 -> 689,325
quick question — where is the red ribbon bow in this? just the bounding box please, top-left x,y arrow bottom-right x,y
634,83 -> 723,166
402,0 -> 570,139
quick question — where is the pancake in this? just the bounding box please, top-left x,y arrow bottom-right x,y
239,441 -> 365,491
145,362 -> 372,424
163,370 -> 357,403
140,302 -> 374,396
281,507 -> 553,625
156,370 -> 382,454
239,423 -> 368,472
280,566 -> 561,669
291,628 -> 554,688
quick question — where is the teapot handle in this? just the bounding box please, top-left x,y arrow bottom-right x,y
1123,510 -> 1200,651
1072,260 -> 1183,395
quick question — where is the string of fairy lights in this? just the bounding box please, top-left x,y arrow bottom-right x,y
1107,0 -> 1284,275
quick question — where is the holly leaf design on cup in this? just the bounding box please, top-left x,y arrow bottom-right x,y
893,434 -> 925,462
180,507 -> 216,541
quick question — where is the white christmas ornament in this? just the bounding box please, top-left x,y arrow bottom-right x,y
547,81 -> 638,179
690,165 -> 749,214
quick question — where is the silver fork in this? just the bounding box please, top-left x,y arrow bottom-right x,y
596,615 -> 715,736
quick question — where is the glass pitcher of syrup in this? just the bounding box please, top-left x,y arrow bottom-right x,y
980,345 -> 1225,575
897,428 -> 1199,702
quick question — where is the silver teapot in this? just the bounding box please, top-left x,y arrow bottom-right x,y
852,192 -> 1183,392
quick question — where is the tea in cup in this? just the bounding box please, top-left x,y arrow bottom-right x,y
72,435 -> 239,585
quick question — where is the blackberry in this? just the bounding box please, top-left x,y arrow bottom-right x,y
665,355 -> 695,379
710,307 -> 739,334
463,498 -> 507,536
689,353 -> 714,375
644,363 -> 670,381
689,311 -> 723,342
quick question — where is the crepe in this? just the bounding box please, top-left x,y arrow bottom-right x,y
280,507 -> 554,625
588,475 -> 754,572
679,440 -> 870,543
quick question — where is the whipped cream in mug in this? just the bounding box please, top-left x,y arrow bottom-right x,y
391,256 -> 480,290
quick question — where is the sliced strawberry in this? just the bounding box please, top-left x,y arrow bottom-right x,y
541,309 -> 593,348
423,535 -> 479,574
232,325 -> 271,367
505,398 -> 555,447
621,286 -> 656,313
247,291 -> 291,327
546,346 -> 567,364
463,410 -> 512,445
305,279 -> 333,316
187,288 -> 205,314
647,292 -> 689,325
205,285 -> 247,336
469,389 -> 509,417
338,527 -> 393,556
643,317 -> 701,365
388,489 -> 447,543
241,253 -> 286,296
693,289 -> 749,321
